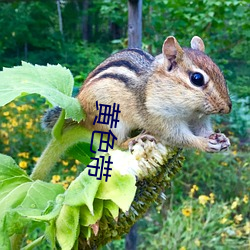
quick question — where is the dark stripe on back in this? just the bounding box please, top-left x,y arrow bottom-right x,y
96,73 -> 130,85
122,48 -> 154,62
91,60 -> 140,79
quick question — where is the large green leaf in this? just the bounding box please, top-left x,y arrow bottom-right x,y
0,154 -> 30,181
0,62 -> 84,121
64,169 -> 101,214
96,170 -> 136,212
0,154 -> 65,248
56,205 -> 80,250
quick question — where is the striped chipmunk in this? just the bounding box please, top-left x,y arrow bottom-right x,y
43,36 -> 232,153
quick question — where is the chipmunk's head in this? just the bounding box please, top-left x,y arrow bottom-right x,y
158,36 -> 232,115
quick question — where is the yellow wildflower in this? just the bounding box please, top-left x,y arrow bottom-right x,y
32,157 -> 39,162
232,150 -> 237,156
179,247 -> 186,250
220,217 -> 228,224
234,214 -> 243,224
194,238 -> 201,247
189,184 -> 199,197
75,159 -> 81,165
51,175 -> 61,183
221,232 -> 227,238
182,207 -> 192,217
244,221 -> 250,234
26,121 -> 33,129
209,193 -> 215,204
71,165 -> 77,172
198,195 -> 210,206
11,119 -> 18,127
236,229 -> 242,237
66,176 -> 75,182
3,111 -> 9,116
18,152 -> 30,159
231,197 -> 240,209
19,161 -> 28,169
62,160 -> 69,166
221,162 -> 228,167
63,182 -> 69,189
243,195 -> 248,204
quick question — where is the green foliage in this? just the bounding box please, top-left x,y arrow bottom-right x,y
0,62 -> 84,121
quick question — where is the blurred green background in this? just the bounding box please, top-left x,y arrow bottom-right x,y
0,0 -> 249,249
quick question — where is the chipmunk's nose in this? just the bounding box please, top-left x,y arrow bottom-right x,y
219,101 -> 232,114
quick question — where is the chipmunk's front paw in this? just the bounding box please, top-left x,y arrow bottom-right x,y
129,134 -> 156,152
206,133 -> 230,152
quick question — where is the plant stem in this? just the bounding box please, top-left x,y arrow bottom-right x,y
30,125 -> 95,181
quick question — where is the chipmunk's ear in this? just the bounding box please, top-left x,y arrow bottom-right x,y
191,36 -> 205,52
162,36 -> 184,63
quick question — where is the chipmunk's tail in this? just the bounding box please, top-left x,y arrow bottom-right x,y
41,106 -> 62,130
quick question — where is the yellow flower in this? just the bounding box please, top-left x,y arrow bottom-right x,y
32,157 -> 39,162
75,159 -> 81,165
179,247 -> 186,250
18,152 -> 30,159
19,161 -> 28,169
62,160 -> 69,166
71,165 -> 77,172
198,195 -> 210,206
182,207 -> 192,217
236,229 -> 243,237
189,184 -> 199,198
232,150 -> 237,156
221,232 -> 227,238
244,221 -> 250,234
243,195 -> 248,204
231,198 -> 240,209
63,182 -> 69,189
209,193 -> 215,204
3,111 -> 9,116
220,217 -> 228,224
194,238 -> 201,247
66,176 -> 75,182
221,162 -> 228,167
11,119 -> 18,127
26,121 -> 33,129
234,214 -> 243,224
51,175 -> 61,183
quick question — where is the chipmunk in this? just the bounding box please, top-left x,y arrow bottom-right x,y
44,36 -> 232,153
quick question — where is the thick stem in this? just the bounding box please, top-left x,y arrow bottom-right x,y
30,125 -> 96,181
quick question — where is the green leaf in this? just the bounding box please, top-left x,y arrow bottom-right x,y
80,199 -> 103,226
103,200 -> 119,219
0,62 -> 85,122
64,169 -> 101,214
0,154 -> 30,181
66,141 -> 96,165
0,176 -> 32,201
20,181 -> 64,213
56,205 -> 80,250
96,170 -> 136,212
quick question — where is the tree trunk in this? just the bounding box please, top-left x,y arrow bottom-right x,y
82,0 -> 89,41
56,0 -> 64,36
125,223 -> 137,250
128,0 -> 142,48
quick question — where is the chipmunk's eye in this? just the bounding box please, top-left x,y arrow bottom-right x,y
190,72 -> 204,87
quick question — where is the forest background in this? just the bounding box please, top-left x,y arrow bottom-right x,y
0,0 -> 249,249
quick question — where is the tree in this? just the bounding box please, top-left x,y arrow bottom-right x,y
128,0 -> 142,48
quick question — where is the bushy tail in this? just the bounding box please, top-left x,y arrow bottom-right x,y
41,106 -> 62,130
